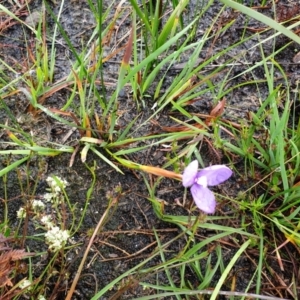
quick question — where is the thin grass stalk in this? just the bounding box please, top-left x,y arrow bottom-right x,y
91,231 -> 186,299
132,290 -> 289,300
210,239 -> 251,300
220,0 -> 300,44
65,198 -> 117,300
154,231 -> 183,300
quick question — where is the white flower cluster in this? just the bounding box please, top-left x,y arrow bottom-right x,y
17,207 -> 26,219
40,215 -> 53,228
18,279 -> 46,299
16,175 -> 71,253
32,200 -> 45,212
19,279 -> 32,290
45,226 -> 70,252
44,176 -> 69,204
16,199 -> 45,219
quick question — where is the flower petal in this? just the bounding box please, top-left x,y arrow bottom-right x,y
190,184 -> 216,214
197,165 -> 232,186
182,160 -> 198,187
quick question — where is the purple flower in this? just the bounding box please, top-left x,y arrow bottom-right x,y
182,160 -> 232,214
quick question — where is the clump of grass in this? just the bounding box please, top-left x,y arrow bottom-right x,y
1,0 -> 300,299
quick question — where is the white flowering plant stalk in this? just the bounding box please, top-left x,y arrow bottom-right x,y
44,176 -> 69,205
16,176 -> 71,253
45,226 -> 70,252
8,168 -> 86,300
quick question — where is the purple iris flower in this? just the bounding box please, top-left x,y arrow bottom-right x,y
182,160 -> 232,214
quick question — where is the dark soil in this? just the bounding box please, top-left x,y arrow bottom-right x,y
1,0 -> 300,299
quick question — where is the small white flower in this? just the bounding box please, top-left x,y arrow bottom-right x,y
46,176 -> 68,190
46,176 -> 54,185
17,207 -> 26,219
44,192 -> 62,205
60,178 -> 69,187
54,186 -> 61,193
45,176 -> 68,205
38,295 -> 46,300
40,215 -> 53,228
45,226 -> 70,252
19,279 -> 32,290
32,200 -> 45,212
43,193 -> 53,202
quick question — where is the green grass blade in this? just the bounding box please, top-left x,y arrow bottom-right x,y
220,0 -> 300,44
0,156 -> 29,177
